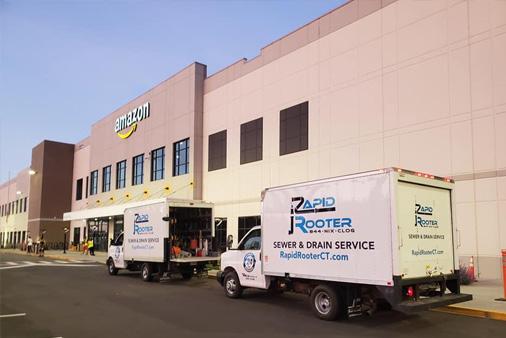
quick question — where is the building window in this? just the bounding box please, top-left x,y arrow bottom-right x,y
215,218 -> 228,253
116,160 -> 126,189
19,199 -> 23,213
102,166 -> 111,192
238,215 -> 261,240
90,170 -> 98,195
132,154 -> 144,185
24,197 -> 27,212
280,101 -> 308,156
240,118 -> 263,164
151,147 -> 165,181
208,130 -> 227,171
173,138 -> 189,176
85,176 -> 89,198
16,200 -> 19,213
76,178 -> 83,201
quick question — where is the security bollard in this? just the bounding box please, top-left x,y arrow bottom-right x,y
497,249 -> 506,302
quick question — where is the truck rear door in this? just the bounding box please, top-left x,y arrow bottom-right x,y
397,181 -> 455,279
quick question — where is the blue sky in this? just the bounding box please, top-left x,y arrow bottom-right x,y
0,0 -> 346,184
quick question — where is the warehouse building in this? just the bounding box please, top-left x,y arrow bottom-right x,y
2,0 -> 505,278
0,140 -> 74,247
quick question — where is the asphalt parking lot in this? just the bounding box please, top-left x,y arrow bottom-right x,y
1,252 -> 505,338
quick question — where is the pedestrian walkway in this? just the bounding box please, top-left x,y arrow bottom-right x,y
0,248 -> 106,264
0,259 -> 99,270
434,279 -> 506,321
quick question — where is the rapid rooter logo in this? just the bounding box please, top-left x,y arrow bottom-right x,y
415,203 -> 438,228
133,213 -> 154,235
288,196 -> 353,235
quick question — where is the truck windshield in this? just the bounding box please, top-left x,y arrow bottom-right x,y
115,233 -> 124,246
239,229 -> 261,250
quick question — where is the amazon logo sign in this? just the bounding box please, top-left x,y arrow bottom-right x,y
114,102 -> 150,139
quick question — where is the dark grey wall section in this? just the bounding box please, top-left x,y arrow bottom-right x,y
28,140 -> 74,242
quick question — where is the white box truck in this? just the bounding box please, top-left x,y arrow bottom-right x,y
217,168 -> 472,320
107,199 -> 219,282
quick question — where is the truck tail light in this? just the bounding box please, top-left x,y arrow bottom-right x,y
407,286 -> 414,297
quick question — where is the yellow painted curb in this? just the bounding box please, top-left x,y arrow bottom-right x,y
432,305 -> 506,321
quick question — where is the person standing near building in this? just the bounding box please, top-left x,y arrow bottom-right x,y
88,237 -> 94,256
27,236 -> 33,255
82,237 -> 88,255
38,238 -> 45,257
35,236 -> 40,255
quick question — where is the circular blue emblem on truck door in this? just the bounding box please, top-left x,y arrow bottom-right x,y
243,253 -> 256,272
114,246 -> 121,259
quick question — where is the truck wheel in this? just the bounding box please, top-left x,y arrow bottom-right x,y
141,263 -> 153,282
182,268 -> 194,280
311,285 -> 341,321
224,271 -> 243,298
107,258 -> 118,275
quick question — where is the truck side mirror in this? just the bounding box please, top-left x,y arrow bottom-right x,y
110,238 -> 114,246
226,235 -> 233,250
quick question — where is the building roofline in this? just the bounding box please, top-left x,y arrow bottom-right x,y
204,0 -> 396,94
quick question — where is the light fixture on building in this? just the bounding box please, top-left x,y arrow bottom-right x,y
16,191 -> 23,195
28,169 -> 36,175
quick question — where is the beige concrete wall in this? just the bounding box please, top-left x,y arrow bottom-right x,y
68,63 -> 207,241
69,138 -> 91,242
203,0 -> 506,278
0,168 -> 30,247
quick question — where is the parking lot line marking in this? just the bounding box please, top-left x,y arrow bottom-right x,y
39,261 -> 52,264
54,260 -> 69,264
5,262 -> 17,265
0,265 -> 31,270
0,313 -> 26,318
22,261 -> 36,265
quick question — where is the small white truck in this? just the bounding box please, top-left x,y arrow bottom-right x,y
107,199 -> 219,281
217,168 -> 472,320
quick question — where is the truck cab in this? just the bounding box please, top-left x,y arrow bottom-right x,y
218,226 -> 270,296
107,232 -> 125,275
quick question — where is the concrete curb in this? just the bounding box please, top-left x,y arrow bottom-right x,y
432,305 -> 506,321
208,270 -> 218,279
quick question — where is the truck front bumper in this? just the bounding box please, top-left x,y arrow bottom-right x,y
216,271 -> 225,286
